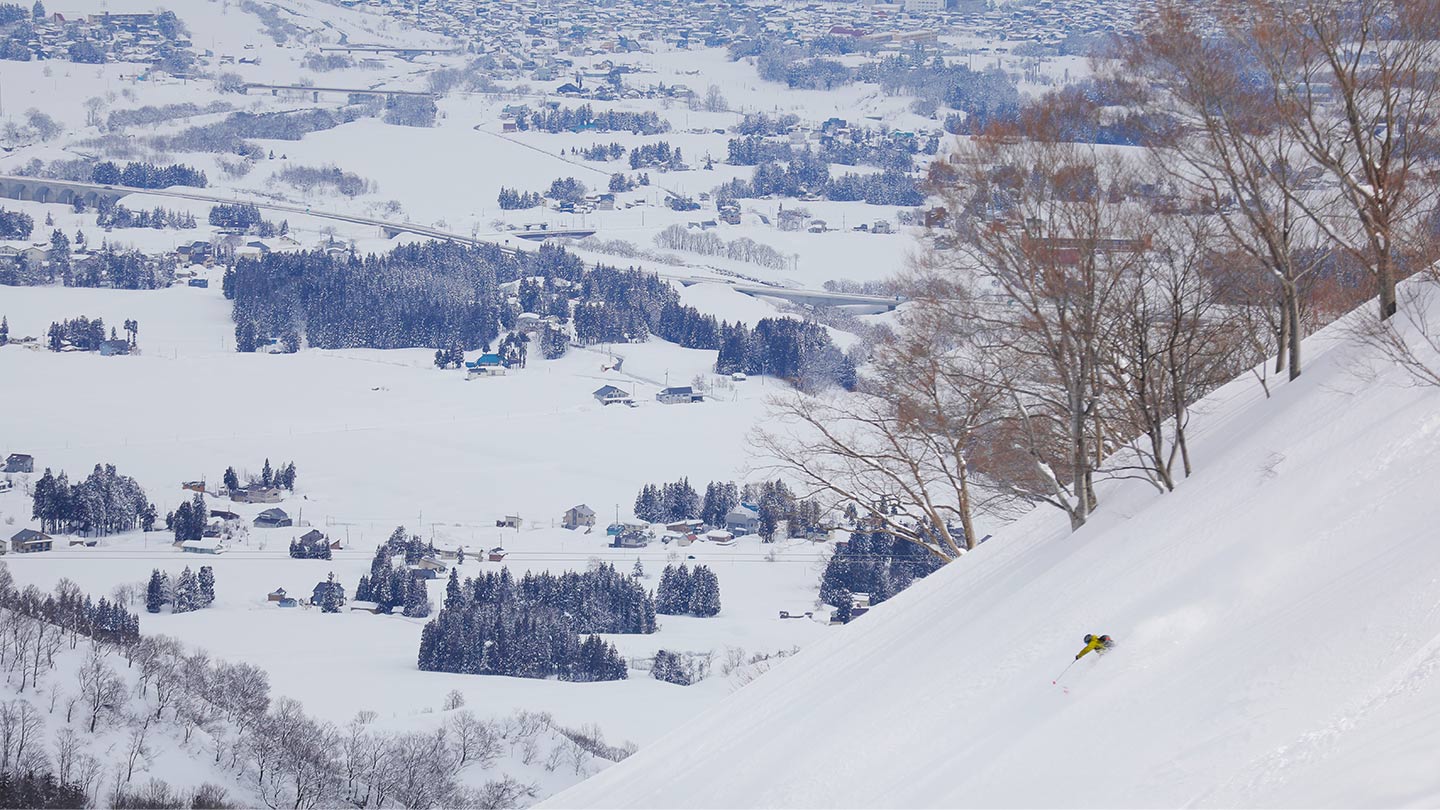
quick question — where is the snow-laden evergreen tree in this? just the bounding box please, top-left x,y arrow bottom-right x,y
197,565 -> 215,607
404,576 -> 431,618
174,567 -> 198,614
145,569 -> 165,614
445,569 -> 462,610
319,572 -> 345,613
261,459 -> 273,488
222,466 -> 239,492
633,484 -> 663,523
632,559 -> 645,579
355,574 -> 372,603
688,566 -> 722,617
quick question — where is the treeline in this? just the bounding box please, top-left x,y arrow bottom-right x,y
497,187 -> 542,209
208,202 -> 263,230
715,149 -> 921,205
31,464 -> 155,537
417,564 -> 646,681
151,108 -> 364,158
819,531 -> 944,621
0,207 -> 33,239
726,134 -> 917,173
633,478 -> 701,524
145,566 -> 216,614
447,565 -> 655,635
106,101 -> 230,131
223,458 -> 296,492
96,203 -> 198,230
578,142 -> 625,161
91,161 -> 207,189
521,104 -> 669,135
0,565 -> 142,646
655,564 -> 721,617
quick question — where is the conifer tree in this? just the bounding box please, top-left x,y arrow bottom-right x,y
320,572 -> 344,613
198,565 -> 215,607
404,576 -> 431,618
174,567 -> 198,613
145,569 -> 165,614
223,466 -> 239,492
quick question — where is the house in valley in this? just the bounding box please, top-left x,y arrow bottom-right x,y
9,529 -> 51,553
253,508 -> 292,528
563,504 -> 596,529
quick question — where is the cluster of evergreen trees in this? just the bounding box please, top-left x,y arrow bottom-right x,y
145,565 -> 216,614
650,649 -> 698,685
633,479 -> 700,523
716,150 -> 918,204
31,464 -> 154,536
628,141 -> 682,170
522,104 -> 669,135
578,142 -> 625,161
45,315 -> 107,351
700,481 -> 740,527
289,534 -> 332,560
819,530 -> 944,621
355,529 -> 432,618
227,241 -> 536,352
0,569 -> 141,645
91,160 -> 207,189
546,176 -> 588,205
2,244 -> 170,290
857,50 -> 1021,130
496,187 -> 542,209
655,564 -> 721,616
223,458 -> 296,492
208,202 -> 264,230
154,109 -> 362,158
0,207 -> 33,239
717,317 -> 857,391
417,564 -> 646,681
170,493 -> 209,544
94,203 -> 198,230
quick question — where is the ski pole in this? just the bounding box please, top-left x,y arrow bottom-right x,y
1053,659 -> 1077,685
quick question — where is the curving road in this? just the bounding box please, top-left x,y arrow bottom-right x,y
0,174 -> 902,310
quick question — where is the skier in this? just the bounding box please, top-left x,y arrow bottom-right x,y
1074,634 -> 1114,660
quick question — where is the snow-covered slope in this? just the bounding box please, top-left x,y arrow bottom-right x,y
547,296 -> 1440,808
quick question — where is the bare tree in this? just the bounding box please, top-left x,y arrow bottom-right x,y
928,136 -> 1149,529
77,643 -> 126,733
1240,0 -> 1440,321
449,710 -> 502,769
1126,2 -> 1335,378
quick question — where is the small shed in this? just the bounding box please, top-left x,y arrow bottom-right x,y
488,547 -> 508,562
267,588 -> 287,602
349,600 -> 381,614
181,539 -> 226,554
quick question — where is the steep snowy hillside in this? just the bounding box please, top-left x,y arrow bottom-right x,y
548,296 -> 1440,808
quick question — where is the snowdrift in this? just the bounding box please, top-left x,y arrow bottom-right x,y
548,295 -> 1440,808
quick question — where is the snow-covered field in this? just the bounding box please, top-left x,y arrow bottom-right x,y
0,276 -> 834,746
